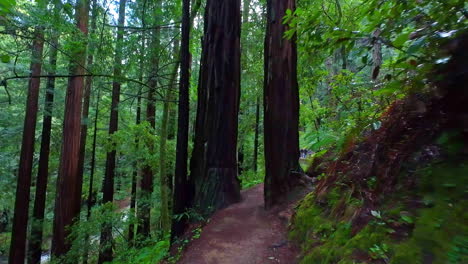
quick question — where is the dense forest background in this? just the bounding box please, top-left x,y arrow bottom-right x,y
0,0 -> 466,263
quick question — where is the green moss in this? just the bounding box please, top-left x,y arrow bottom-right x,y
290,158 -> 468,264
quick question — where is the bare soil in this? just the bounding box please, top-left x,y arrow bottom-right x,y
177,184 -> 302,264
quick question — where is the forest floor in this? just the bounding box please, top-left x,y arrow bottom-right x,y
177,184 -> 306,264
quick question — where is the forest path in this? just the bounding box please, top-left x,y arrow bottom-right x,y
177,184 -> 301,264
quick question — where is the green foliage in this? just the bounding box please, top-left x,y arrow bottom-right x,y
110,239 -> 169,264
240,170 -> 263,189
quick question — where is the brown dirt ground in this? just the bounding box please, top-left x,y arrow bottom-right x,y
177,184 -> 303,264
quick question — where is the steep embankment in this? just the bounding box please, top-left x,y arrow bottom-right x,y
289,34 -> 468,263
178,184 -> 302,264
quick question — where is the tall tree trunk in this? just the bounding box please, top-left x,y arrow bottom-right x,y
81,1 -> 98,262
253,97 -> 260,172
27,3 -> 60,263
82,88 -> 100,264
51,0 -> 89,258
129,0 -> 147,244
77,0 -> 98,207
159,40 -> 180,236
9,2 -> 45,263
137,0 -> 161,240
128,93 -> 141,245
263,0 -> 301,209
98,0 -> 126,262
171,0 -> 192,242
189,0 -> 241,216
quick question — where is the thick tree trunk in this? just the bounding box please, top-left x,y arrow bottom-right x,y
189,0 -> 241,216
171,0 -> 192,242
52,0 -> 89,258
263,0 -> 301,209
9,7 -> 45,264
27,12 -> 59,264
98,0 -> 126,262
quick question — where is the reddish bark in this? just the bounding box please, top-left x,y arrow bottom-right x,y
263,0 -> 302,209
9,20 -> 44,264
51,0 -> 89,257
189,0 -> 242,216
27,20 -> 59,264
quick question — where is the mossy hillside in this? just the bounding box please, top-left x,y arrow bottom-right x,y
290,157 -> 468,263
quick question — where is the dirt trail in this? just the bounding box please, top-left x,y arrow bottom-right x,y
177,184 -> 301,264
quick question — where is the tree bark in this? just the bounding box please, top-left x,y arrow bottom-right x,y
9,3 -> 45,263
171,0 -> 192,242
98,0 -> 126,262
129,0 -> 147,245
51,0 -> 89,258
81,1 -> 98,261
27,3 -> 60,262
137,0 -> 161,240
159,40 -> 180,236
263,0 -> 301,209
189,0 -> 241,216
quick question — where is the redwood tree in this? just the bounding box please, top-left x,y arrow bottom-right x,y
51,0 -> 89,257
171,0 -> 192,242
8,2 -> 45,263
189,0 -> 242,216
27,2 -> 60,263
263,0 -> 301,209
98,0 -> 126,262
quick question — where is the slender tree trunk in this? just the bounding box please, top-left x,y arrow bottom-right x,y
27,7 -> 60,263
171,0 -> 193,242
82,88 -> 100,264
129,0 -> 147,245
159,40 -> 180,236
128,93 -> 141,245
189,0 -> 241,216
253,97 -> 260,172
263,0 -> 301,209
137,0 -> 161,240
78,0 -> 98,205
98,0 -> 126,262
80,1 -> 98,261
9,4 -> 45,263
51,0 -> 89,258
